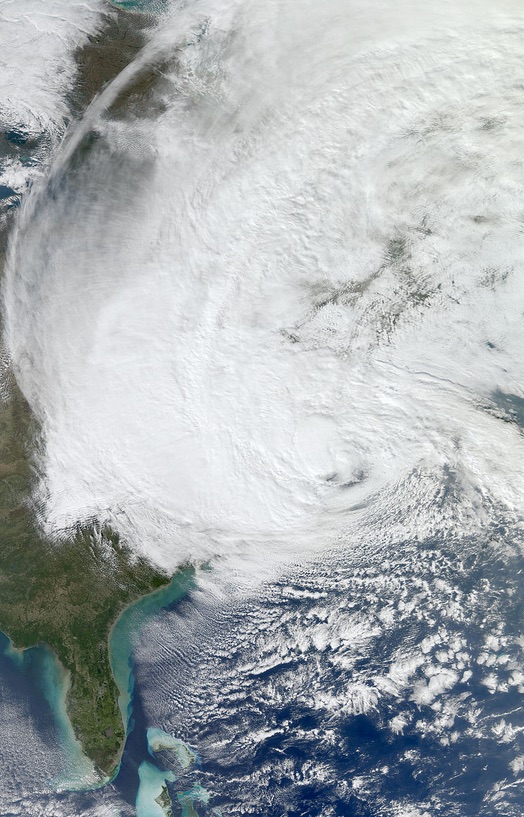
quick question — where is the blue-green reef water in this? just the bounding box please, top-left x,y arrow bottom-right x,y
108,0 -> 168,13
135,728 -> 210,817
0,631 -> 98,790
0,568 -> 195,812
109,569 -> 195,738
110,569 -> 202,815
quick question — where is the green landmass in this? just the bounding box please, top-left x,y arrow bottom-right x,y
0,375 -> 171,774
0,8 -> 176,777
155,785 -> 174,817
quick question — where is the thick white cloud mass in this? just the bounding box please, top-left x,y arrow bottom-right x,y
7,0 -> 524,572
5,1 -> 524,575
0,0 -> 105,197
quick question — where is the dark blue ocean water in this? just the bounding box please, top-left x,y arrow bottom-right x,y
0,632 -> 58,738
129,534 -> 524,817
1,533 -> 523,817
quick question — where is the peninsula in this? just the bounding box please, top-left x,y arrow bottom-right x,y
0,377 -> 172,774
0,7 -> 177,777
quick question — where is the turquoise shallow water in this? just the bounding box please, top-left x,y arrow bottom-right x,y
135,727 -> 209,817
0,568 -> 195,797
0,631 -> 97,789
147,727 -> 197,767
109,569 -> 195,741
108,0 -> 168,12
136,761 -> 176,817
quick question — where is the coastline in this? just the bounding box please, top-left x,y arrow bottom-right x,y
0,631 -> 99,790
0,566 -> 195,791
0,0 -> 188,789
106,567 -> 196,782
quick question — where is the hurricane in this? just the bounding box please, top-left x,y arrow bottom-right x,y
1,0 -> 524,814
5,0 -> 524,569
